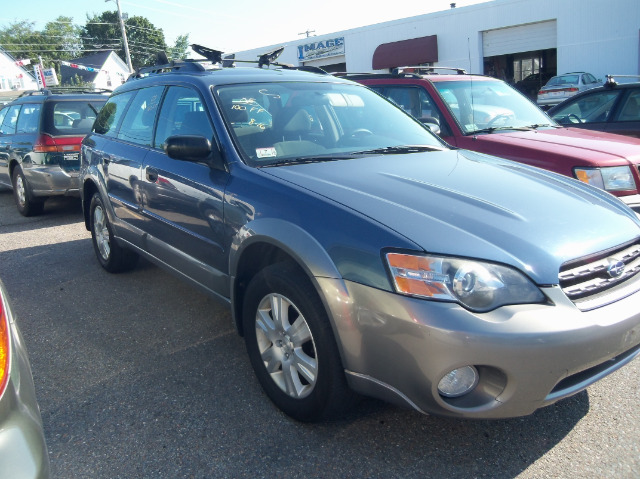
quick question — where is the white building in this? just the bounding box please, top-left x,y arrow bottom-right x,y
0,48 -> 37,99
60,50 -> 130,90
232,0 -> 640,85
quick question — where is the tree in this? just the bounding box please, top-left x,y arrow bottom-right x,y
41,17 -> 83,64
168,34 -> 190,62
0,17 -> 82,73
0,20 -> 42,62
83,11 -> 167,70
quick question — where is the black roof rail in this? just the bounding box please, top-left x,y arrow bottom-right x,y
604,74 -> 640,87
333,71 -> 423,80
17,87 -> 111,97
128,60 -> 211,81
392,66 -> 467,75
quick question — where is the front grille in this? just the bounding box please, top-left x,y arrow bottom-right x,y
559,240 -> 640,303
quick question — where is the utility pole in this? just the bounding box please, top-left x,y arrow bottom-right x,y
106,0 -> 133,72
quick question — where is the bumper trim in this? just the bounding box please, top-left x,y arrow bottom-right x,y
545,342 -> 640,402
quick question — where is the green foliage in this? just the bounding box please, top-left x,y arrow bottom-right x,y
169,34 -> 190,62
0,17 -> 81,73
64,73 -> 93,88
83,11 -> 167,70
1,12 -> 183,72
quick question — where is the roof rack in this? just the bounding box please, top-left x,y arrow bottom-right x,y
17,87 -> 111,98
604,74 -> 640,87
392,66 -> 467,75
127,44 -> 329,82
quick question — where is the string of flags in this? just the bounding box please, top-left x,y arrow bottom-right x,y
60,60 -> 126,79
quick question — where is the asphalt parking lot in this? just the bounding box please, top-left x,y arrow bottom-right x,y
0,187 -> 639,479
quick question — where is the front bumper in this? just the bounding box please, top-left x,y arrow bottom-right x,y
319,278 -> 640,419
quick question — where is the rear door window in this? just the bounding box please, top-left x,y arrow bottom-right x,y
117,86 -> 165,146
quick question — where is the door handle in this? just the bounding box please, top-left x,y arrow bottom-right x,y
146,168 -> 158,183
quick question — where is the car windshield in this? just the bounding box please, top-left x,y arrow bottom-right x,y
215,81 -> 445,167
434,79 -> 555,135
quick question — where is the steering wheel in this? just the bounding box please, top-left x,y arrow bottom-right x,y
486,113 -> 512,127
567,113 -> 583,124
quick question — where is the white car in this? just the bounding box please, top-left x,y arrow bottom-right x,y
537,72 -> 600,108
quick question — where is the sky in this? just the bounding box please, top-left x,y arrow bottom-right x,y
0,0 -> 490,55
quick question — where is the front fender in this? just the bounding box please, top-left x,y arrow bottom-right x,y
230,217 -> 342,281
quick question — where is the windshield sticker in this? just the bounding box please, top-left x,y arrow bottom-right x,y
256,147 -> 277,159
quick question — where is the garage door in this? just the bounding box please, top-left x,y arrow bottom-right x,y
483,20 -> 557,57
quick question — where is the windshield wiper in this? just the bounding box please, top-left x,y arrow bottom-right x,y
353,145 -> 446,155
524,123 -> 562,129
470,126 -> 534,134
262,155 -> 359,167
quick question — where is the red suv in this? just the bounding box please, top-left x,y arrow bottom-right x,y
346,68 -> 640,213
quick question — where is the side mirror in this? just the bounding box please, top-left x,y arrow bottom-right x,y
164,135 -> 225,170
420,117 -> 441,136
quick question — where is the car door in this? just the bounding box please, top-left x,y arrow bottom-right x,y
90,87 -> 162,245
140,85 -> 230,295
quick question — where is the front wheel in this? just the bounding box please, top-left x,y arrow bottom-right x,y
242,263 -> 356,422
12,166 -> 44,216
89,192 -> 138,273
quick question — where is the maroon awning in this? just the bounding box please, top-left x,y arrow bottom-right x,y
372,35 -> 438,70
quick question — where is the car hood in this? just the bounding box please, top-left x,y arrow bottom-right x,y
263,149 -> 640,284
473,127 -> 640,163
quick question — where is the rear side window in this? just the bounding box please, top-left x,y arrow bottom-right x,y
94,91 -> 135,137
16,104 -> 41,133
117,86 -> 164,146
42,99 -> 107,136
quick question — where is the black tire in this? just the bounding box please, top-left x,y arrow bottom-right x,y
89,192 -> 138,273
12,166 -> 44,217
242,262 -> 356,422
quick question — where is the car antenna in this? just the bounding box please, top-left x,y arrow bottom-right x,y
468,37 -> 476,130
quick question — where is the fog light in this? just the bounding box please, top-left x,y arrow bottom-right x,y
438,366 -> 479,398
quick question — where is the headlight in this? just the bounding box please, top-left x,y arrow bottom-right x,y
574,166 -> 636,192
385,253 -> 545,312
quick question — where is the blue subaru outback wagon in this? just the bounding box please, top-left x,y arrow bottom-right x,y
79,51 -> 640,421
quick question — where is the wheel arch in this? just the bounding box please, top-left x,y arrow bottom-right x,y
81,178 -> 100,231
230,218 -> 343,338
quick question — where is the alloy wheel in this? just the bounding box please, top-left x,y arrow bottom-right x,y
93,205 -> 111,261
255,293 -> 318,398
